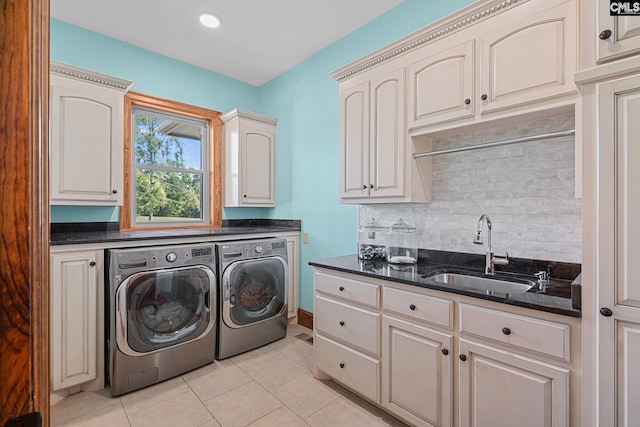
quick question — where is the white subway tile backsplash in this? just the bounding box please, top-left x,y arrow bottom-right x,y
360,113 -> 581,263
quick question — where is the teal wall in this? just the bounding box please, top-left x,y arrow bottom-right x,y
50,0 -> 475,311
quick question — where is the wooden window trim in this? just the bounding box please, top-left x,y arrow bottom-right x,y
120,91 -> 222,231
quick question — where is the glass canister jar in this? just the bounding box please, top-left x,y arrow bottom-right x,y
358,218 -> 387,260
386,218 -> 418,264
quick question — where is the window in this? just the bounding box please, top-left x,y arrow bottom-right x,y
121,92 -> 222,230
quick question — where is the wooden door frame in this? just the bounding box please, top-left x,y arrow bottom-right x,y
0,0 -> 50,425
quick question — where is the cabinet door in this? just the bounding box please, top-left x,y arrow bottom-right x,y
479,0 -> 576,114
408,40 -> 474,129
597,3 -> 640,62
241,125 -> 275,205
50,78 -> 123,205
597,75 -> 640,426
382,316 -> 453,427
458,339 -> 570,427
50,251 -> 99,391
368,68 -> 405,199
339,81 -> 370,199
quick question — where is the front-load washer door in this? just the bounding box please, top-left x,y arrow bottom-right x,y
116,265 -> 215,355
222,256 -> 287,328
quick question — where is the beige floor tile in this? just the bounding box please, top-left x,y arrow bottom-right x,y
269,335 -> 313,361
52,403 -> 130,427
286,324 -> 312,337
127,389 -> 216,427
306,396 -> 392,427
228,345 -> 281,370
271,373 -> 340,419
120,376 -> 190,415
50,388 -> 121,425
204,381 -> 282,427
243,352 -> 309,390
183,359 -> 253,401
296,354 -> 314,372
247,406 -> 310,427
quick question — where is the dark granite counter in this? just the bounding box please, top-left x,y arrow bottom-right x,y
50,219 -> 301,246
309,249 -> 581,318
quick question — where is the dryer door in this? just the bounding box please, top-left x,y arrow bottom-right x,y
222,256 -> 287,328
116,265 -> 215,355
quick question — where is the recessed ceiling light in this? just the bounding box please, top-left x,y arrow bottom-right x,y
199,13 -> 221,29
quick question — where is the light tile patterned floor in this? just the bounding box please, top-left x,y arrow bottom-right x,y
50,324 -> 409,427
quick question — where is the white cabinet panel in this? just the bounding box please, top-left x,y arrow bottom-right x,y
339,82 -> 370,199
458,339 -> 570,427
50,63 -> 130,205
408,40 -> 474,128
597,2 -> 640,62
50,251 -> 100,391
222,109 -> 277,207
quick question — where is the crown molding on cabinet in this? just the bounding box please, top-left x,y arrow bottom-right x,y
220,108 -> 278,126
50,61 -> 133,92
331,0 -> 528,82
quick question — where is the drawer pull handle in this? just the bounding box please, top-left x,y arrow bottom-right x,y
481,94 -> 488,101
409,304 -> 416,311
459,354 -> 467,362
339,286 -> 345,292
339,363 -> 345,369
339,321 -> 345,326
464,98 -> 471,105
89,261 -> 96,267
442,348 -> 449,356
502,327 -> 511,335
599,29 -> 612,40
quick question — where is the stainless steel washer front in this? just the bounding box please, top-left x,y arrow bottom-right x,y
107,243 -> 216,396
216,238 -> 288,359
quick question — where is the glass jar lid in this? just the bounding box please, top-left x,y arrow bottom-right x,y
389,218 -> 415,233
361,217 -> 386,231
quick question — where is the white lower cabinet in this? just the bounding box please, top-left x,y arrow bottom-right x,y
50,250 -> 103,393
313,268 -> 580,427
382,315 -> 453,427
458,339 -> 570,427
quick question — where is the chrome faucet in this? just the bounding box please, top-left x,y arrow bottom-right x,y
473,214 -> 509,275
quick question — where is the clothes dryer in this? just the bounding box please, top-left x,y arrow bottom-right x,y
216,238 -> 288,359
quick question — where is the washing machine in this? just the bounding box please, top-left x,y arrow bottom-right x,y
106,243 -> 216,396
216,238 -> 288,359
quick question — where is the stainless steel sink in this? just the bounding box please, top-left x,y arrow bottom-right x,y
424,272 -> 536,295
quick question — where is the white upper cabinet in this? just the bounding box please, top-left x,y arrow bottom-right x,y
50,62 -> 132,205
408,40 -> 475,129
222,109 -> 277,207
596,2 -> 640,63
478,0 -> 577,114
337,63 -> 431,204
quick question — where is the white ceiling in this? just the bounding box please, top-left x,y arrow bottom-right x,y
50,0 -> 404,87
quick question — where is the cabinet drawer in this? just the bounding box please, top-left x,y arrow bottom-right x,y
384,286 -> 453,329
315,295 -> 380,356
459,304 -> 570,361
315,271 -> 380,308
315,334 -> 380,403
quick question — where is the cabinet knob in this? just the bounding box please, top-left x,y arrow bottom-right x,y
112,189 -> 117,194
480,94 -> 488,101
369,184 -> 374,189
339,286 -> 345,292
442,348 -> 449,356
502,327 -> 511,335
459,354 -> 467,362
89,261 -> 96,267
339,321 -> 345,326
599,29 -> 612,40
409,304 -> 416,311
362,185 -> 367,190
339,363 -> 345,369
464,98 -> 471,105
600,307 -> 613,317
243,194 -> 247,198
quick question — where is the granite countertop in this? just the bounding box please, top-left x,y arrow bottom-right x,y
309,249 -> 581,318
50,219 -> 301,246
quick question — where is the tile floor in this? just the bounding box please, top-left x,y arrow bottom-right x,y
50,324 -> 409,427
